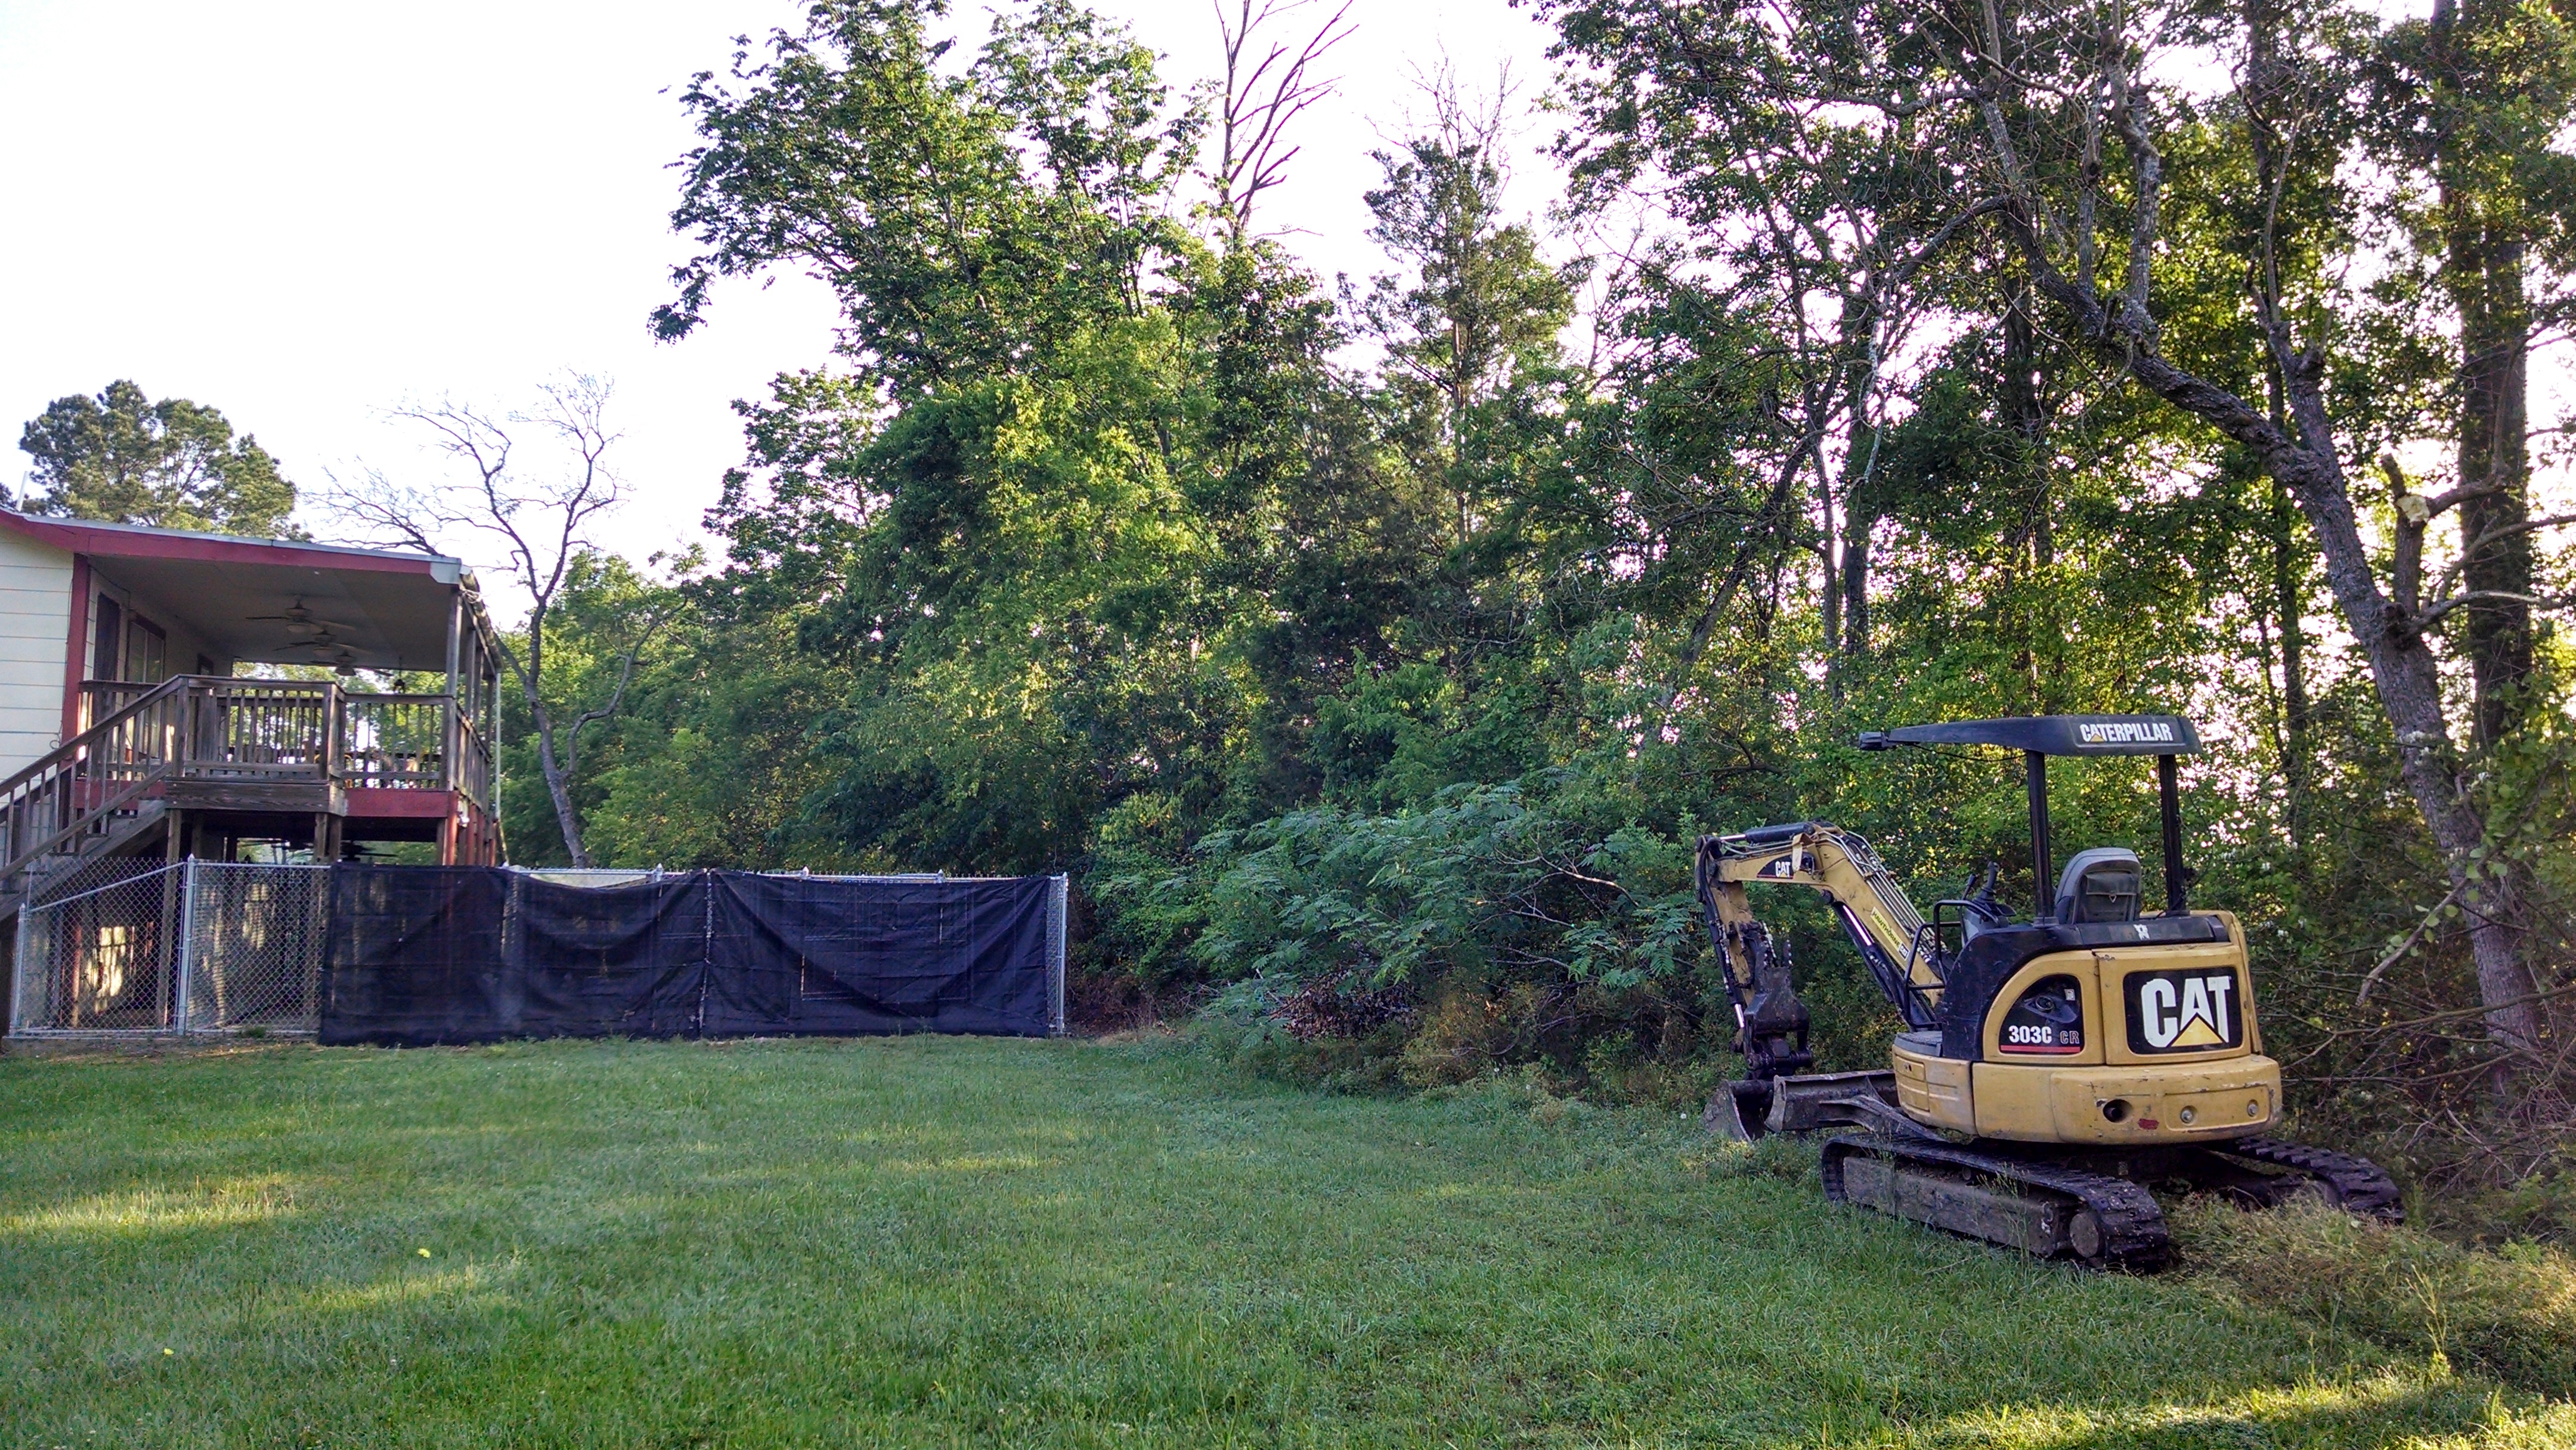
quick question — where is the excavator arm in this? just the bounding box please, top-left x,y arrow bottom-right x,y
1695,823 -> 1945,1080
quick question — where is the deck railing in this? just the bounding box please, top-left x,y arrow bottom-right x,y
340,693 -> 448,789
66,677 -> 493,807
2,676 -> 199,878
0,678 -> 494,887
194,681 -> 338,779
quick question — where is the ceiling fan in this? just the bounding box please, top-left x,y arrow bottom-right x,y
288,631 -> 363,676
246,596 -> 355,637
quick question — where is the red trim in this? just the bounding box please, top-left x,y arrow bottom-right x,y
59,554 -> 89,742
0,510 -> 449,576
345,787 -> 457,820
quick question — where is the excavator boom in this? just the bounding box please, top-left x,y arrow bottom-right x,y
1699,823 -> 1945,1042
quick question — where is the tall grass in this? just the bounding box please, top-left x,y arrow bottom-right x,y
2173,1199 -> 2576,1399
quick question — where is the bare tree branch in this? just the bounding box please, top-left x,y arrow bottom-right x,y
2416,587 -> 2576,634
1209,0 -> 1353,244
323,374 -> 638,866
2426,513 -> 2576,606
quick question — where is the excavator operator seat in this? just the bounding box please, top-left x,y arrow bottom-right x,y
2055,848 -> 2141,924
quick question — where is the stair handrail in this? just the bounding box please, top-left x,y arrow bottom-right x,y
0,674 -> 200,881
0,674 -> 200,804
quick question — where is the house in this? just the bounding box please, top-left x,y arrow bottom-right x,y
0,507 -> 502,913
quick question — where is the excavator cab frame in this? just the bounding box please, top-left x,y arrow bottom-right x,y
1854,712 -> 2202,922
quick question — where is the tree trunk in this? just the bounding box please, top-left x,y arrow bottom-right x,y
2000,285 -> 2057,696
1816,456 -> 1842,666
2139,345 -> 2541,1059
507,615 -> 593,869
2435,0 -> 2539,749
532,716 -> 592,870
2270,482 -> 2312,839
2450,228 -> 2535,746
1840,504 -> 1872,656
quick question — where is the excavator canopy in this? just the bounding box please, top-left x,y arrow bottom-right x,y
1856,714 -> 2202,757
1853,712 -> 2204,916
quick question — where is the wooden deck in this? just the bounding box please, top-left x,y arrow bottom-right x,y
1,676 -> 497,884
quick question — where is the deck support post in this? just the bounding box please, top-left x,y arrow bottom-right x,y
442,593 -> 462,865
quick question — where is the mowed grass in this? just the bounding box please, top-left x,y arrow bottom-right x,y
0,1037 -> 2566,1449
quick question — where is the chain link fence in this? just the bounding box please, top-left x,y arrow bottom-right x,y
24,850 -> 171,910
9,861 -> 327,1038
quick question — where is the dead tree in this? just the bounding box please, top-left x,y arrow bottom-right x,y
1208,0 -> 1353,245
330,376 -> 661,867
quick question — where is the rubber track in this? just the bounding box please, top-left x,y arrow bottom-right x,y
1820,1133 -> 2175,1272
2230,1137 -> 2404,1222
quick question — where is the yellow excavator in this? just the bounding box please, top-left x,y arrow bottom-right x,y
1700,714 -> 2399,1269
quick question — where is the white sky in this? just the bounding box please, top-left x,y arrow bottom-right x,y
0,0 -> 1563,581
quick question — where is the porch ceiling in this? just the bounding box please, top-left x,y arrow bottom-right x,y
105,555 -> 460,672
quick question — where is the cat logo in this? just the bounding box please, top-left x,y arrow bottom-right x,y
2123,968 -> 2243,1053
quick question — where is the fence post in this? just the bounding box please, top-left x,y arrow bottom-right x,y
174,857 -> 199,1036
1048,873 -> 1068,1037
8,886 -> 29,1037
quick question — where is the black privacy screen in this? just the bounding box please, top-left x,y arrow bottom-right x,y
321,867 -> 1054,1046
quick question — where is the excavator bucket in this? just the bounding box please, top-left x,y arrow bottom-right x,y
1703,1080 -> 1774,1141
1704,1071 -> 1900,1141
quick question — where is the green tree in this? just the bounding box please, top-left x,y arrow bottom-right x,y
663,0 -> 1261,874
1540,0 -> 2574,1088
17,380 -> 298,537
2374,0 -> 2576,746
493,552 -> 716,867
656,0 -> 1197,395
1355,74 -> 1574,550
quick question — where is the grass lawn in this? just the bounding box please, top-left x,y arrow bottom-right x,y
1,1036 -> 2566,1449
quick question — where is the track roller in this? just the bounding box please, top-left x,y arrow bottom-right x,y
1820,1134 -> 2176,1271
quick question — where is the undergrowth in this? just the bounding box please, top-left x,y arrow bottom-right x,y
2171,1198 -> 2576,1401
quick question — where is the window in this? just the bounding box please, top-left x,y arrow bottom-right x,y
89,595 -> 123,680
127,616 -> 167,683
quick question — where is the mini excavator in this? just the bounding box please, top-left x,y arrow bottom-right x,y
1699,714 -> 2400,1270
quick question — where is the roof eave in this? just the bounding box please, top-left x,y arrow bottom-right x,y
0,507 -> 462,580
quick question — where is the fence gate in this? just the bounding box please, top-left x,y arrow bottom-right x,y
9,861 -> 327,1039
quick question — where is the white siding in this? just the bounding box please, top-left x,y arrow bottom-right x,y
0,531 -> 72,777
